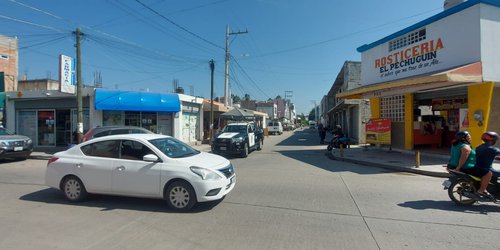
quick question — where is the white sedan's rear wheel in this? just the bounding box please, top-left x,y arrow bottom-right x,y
62,176 -> 88,202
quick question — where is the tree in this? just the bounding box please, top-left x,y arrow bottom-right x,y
298,113 -> 307,126
244,94 -> 251,101
308,108 -> 316,121
231,94 -> 241,103
275,95 -> 282,99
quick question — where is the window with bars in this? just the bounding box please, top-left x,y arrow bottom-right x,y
381,95 -> 405,122
388,28 -> 426,52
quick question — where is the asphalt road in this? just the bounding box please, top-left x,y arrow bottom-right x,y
0,129 -> 499,250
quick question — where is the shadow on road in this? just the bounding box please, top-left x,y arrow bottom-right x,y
276,149 -> 391,175
398,199 -> 500,214
19,188 -> 224,213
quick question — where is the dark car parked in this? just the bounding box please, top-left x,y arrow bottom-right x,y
83,126 -> 154,142
0,127 -> 33,160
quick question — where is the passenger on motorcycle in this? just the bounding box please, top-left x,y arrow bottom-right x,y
447,131 -> 493,198
476,131 -> 500,181
331,125 -> 346,147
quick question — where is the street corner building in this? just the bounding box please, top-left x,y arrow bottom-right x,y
337,0 -> 500,150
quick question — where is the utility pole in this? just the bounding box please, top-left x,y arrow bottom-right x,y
224,24 -> 248,107
75,28 -> 83,143
209,59 -> 215,145
285,90 -> 293,122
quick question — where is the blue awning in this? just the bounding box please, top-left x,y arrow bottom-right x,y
95,89 -> 180,112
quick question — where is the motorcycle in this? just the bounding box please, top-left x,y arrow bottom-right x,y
442,169 -> 500,205
326,134 -> 349,151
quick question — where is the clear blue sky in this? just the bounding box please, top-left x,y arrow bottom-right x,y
0,0 -> 445,114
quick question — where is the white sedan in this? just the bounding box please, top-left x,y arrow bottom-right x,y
45,134 -> 236,211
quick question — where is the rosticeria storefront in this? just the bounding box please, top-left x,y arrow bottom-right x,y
338,0 -> 500,150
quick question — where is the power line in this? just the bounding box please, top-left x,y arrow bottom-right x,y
0,13 -> 66,32
105,0 -> 220,55
19,35 -> 70,49
255,7 -> 442,57
166,0 -> 231,15
134,0 -> 224,50
230,55 -> 271,100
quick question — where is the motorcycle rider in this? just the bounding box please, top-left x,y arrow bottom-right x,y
447,131 -> 493,198
476,131 -> 500,182
331,125 -> 344,148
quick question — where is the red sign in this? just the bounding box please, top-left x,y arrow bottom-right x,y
366,118 -> 391,144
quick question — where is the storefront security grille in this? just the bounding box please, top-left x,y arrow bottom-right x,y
381,95 -> 405,122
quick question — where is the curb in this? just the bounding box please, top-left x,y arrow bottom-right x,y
325,151 -> 450,178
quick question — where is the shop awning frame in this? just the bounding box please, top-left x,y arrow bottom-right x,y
94,89 -> 181,112
337,62 -> 483,99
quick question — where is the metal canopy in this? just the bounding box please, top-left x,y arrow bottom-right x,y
94,89 -> 181,112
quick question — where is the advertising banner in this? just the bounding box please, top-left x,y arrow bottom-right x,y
366,118 -> 391,145
459,108 -> 469,131
360,5 -> 481,85
59,54 -> 75,94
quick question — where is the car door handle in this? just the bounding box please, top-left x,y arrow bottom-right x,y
116,166 -> 125,172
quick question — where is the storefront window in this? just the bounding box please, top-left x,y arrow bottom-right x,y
103,110 -> 123,126
17,111 -> 37,145
124,111 -> 140,127
38,110 -> 55,146
141,112 -> 157,133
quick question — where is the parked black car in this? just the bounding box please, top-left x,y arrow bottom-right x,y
212,122 -> 264,158
83,126 -> 153,142
0,127 -> 33,160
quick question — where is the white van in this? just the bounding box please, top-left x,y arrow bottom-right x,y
268,121 -> 283,135
309,121 -> 316,129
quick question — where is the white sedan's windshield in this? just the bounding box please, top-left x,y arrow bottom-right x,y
149,137 -> 200,158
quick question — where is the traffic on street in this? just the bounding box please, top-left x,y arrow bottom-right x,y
1,128 -> 499,250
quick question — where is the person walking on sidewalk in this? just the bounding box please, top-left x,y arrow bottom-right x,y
447,131 -> 493,198
476,131 -> 500,182
317,122 -> 326,144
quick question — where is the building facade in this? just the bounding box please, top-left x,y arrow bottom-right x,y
6,86 -> 204,148
338,0 -> 500,150
326,61 -> 370,144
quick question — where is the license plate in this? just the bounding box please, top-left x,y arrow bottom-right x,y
442,180 -> 451,189
14,147 -> 23,151
220,147 -> 227,150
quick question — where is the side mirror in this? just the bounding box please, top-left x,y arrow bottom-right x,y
143,154 -> 159,162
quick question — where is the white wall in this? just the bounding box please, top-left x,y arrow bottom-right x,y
481,4 -> 500,82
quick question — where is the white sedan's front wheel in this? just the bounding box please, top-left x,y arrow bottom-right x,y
166,181 -> 197,212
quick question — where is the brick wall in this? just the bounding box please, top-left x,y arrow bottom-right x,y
0,35 -> 18,91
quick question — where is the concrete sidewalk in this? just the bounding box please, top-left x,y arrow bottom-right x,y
327,145 -> 451,178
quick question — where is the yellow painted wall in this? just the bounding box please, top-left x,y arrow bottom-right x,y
468,82 -> 494,148
404,93 -> 414,150
369,97 -> 380,119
